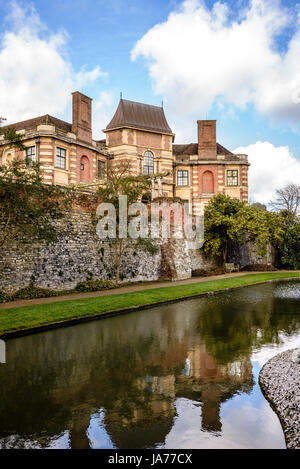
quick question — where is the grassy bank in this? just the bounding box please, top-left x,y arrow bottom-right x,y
0,272 -> 299,338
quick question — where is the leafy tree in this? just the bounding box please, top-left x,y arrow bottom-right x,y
96,160 -> 156,285
2,127 -> 26,151
275,210 -> 300,270
204,194 -> 284,265
0,160 -> 72,249
251,202 -> 267,211
204,195 -> 243,264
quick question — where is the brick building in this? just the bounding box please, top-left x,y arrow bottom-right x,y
0,91 -> 249,214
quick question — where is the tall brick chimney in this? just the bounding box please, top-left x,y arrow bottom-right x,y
72,91 -> 92,143
197,120 -> 217,159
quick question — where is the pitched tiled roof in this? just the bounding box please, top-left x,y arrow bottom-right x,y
0,115 -> 72,134
173,142 -> 241,161
106,99 -> 173,134
173,142 -> 233,155
173,143 -> 198,155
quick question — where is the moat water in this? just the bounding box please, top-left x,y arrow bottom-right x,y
0,279 -> 299,449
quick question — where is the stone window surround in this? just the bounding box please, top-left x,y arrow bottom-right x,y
2,149 -> 15,164
177,169 -> 189,187
227,169 -> 239,186
55,146 -> 68,171
143,149 -> 155,175
25,145 -> 36,166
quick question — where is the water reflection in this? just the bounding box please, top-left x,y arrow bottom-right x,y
0,279 -> 299,449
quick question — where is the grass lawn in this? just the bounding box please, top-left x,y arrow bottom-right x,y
0,272 -> 299,337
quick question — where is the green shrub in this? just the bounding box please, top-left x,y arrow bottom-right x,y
74,279 -> 117,293
192,268 -> 225,277
0,290 -> 12,303
13,285 -> 60,300
241,264 -> 276,272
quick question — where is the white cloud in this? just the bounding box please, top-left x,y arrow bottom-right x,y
234,141 -> 300,204
132,0 -> 300,125
0,1 -> 106,123
93,91 -> 117,138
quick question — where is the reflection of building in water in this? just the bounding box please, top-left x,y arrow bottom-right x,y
176,344 -> 253,433
0,312 -> 254,449
102,342 -> 253,444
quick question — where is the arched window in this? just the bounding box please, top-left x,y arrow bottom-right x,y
5,153 -> 12,164
80,156 -> 90,183
202,170 -> 214,193
143,150 -> 154,175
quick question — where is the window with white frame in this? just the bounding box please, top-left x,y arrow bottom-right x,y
143,150 -> 154,175
56,147 -> 66,169
227,170 -> 238,186
177,170 -> 189,186
26,146 -> 36,166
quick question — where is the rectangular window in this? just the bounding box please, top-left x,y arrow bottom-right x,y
97,160 -> 105,179
156,161 -> 159,174
177,170 -> 189,186
227,170 -> 238,186
26,146 -> 36,166
56,147 -> 66,169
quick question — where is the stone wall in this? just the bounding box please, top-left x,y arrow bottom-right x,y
0,208 -> 275,294
0,210 -> 164,293
0,209 -> 197,293
227,239 -> 275,269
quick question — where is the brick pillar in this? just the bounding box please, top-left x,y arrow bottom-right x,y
72,91 -> 92,143
197,120 -> 217,160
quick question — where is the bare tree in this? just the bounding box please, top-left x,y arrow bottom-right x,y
96,159 -> 155,285
270,183 -> 300,215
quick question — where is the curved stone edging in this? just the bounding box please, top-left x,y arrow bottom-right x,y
259,349 -> 300,449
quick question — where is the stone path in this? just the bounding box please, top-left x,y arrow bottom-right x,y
0,271 -> 261,310
259,349 -> 300,449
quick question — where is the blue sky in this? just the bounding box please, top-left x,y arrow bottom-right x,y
0,0 -> 300,202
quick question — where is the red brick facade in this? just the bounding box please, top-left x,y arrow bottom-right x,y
0,92 -> 249,212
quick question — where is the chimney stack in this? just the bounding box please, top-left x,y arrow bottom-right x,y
72,91 -> 92,143
197,120 -> 217,159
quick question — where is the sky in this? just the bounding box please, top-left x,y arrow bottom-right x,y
0,0 -> 300,203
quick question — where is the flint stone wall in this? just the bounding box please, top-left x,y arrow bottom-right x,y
0,210 -> 274,294
0,210 -> 194,293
